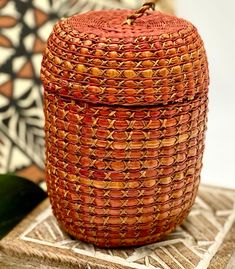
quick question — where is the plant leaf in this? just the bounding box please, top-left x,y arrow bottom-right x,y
0,174 -> 47,239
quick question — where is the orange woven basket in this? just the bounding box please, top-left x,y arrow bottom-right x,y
41,0 -> 209,248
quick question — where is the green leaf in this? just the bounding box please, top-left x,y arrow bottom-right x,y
0,174 -> 47,239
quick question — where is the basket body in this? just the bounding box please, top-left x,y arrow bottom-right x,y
41,10 -> 209,247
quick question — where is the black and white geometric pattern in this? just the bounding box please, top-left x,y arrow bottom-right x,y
0,0 -> 65,180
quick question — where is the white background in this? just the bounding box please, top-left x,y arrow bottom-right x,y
175,0 -> 235,188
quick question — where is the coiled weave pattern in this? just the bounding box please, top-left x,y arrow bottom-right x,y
41,9 -> 209,248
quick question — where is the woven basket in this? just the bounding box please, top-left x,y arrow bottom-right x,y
41,1 -> 209,248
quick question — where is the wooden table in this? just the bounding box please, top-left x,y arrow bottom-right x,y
0,185 -> 235,269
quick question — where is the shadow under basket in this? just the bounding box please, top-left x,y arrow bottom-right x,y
41,6 -> 209,248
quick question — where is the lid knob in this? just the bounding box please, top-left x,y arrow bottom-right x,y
125,0 -> 159,25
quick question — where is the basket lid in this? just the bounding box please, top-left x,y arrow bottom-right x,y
41,9 -> 209,106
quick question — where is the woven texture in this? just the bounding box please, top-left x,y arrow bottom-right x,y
41,9 -> 209,248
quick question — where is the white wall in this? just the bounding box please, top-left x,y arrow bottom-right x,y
175,0 -> 235,188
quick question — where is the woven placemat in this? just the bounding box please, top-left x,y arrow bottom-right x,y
0,185 -> 235,269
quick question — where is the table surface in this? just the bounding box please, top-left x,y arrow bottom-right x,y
0,185 -> 235,269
